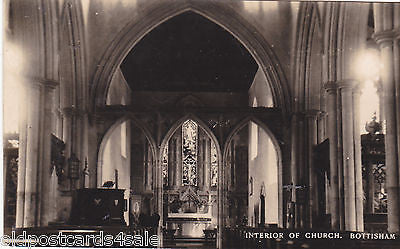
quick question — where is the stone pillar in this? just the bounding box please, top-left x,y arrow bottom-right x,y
39,80 -> 57,226
218,155 -> 225,249
23,84 -> 41,227
145,142 -> 152,191
16,78 -> 57,228
373,7 -> 400,232
16,86 -> 28,228
289,112 -> 309,228
168,139 -> 175,189
148,143 -> 152,190
353,85 -> 364,231
375,81 -> 385,125
324,82 -> 340,230
305,110 -> 320,228
339,81 -> 357,231
289,113 -> 299,229
297,113 -> 306,228
230,140 -> 236,189
60,107 -> 73,190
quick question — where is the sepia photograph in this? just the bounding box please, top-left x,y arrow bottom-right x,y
2,0 -> 400,248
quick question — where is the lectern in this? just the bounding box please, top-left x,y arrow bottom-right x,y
69,188 -> 126,226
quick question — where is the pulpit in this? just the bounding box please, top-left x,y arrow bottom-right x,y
69,188 -> 126,226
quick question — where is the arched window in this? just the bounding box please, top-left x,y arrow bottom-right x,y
162,119 -> 218,187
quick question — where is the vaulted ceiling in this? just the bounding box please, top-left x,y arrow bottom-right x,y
120,11 -> 258,92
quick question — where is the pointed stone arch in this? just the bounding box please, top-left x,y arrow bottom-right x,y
160,113 -> 222,168
90,1 -> 290,116
158,113 -> 223,246
293,2 -> 324,112
96,115 -> 158,187
222,115 -> 284,228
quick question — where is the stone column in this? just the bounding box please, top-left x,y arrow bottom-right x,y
289,113 -> 299,229
16,78 -> 57,228
38,80 -> 57,226
297,113 -> 306,228
147,143 -> 152,190
145,142 -> 152,191
289,112 -> 309,228
305,110 -> 320,228
23,84 -> 41,227
60,107 -> 73,190
230,140 -> 236,189
373,9 -> 400,232
16,86 -> 28,228
375,81 -> 385,124
168,140 -> 175,189
324,82 -> 340,230
339,80 -> 357,231
218,154 -> 225,249
353,85 -> 364,231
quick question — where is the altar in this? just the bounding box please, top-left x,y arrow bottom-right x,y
164,186 -> 217,238
167,213 -> 212,238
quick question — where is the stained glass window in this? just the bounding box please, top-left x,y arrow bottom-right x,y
211,141 -> 218,186
162,146 -> 168,186
182,119 -> 198,186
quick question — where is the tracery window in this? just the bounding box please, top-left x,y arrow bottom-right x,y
182,119 -> 198,186
162,119 -> 218,187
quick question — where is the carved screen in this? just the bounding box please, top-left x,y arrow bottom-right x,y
211,141 -> 218,186
373,163 -> 387,213
182,119 -> 198,186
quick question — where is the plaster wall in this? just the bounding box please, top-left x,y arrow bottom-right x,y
248,67 -> 274,107
101,121 -> 131,223
248,122 -> 279,226
106,68 -> 131,105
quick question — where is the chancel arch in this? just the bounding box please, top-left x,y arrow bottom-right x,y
91,9 -> 284,246
90,2 -> 291,115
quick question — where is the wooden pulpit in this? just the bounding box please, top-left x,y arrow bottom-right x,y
69,188 -> 126,226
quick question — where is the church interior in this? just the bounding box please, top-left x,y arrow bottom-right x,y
3,1 -> 400,248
